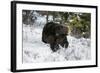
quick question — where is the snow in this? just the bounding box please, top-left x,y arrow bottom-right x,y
22,12 -> 91,63
23,24 -> 91,63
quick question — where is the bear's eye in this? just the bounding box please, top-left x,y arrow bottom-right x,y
57,26 -> 61,30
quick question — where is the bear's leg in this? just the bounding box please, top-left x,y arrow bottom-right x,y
50,43 -> 59,52
60,37 -> 69,48
60,42 -> 64,47
64,40 -> 69,48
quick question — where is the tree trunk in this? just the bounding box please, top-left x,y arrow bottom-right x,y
46,11 -> 48,23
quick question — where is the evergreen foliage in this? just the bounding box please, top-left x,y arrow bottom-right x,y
22,10 -> 91,38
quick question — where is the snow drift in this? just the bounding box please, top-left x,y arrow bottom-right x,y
22,14 -> 91,63
23,24 -> 91,63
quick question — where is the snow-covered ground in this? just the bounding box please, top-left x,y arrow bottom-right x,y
22,12 -> 91,63
23,24 -> 91,63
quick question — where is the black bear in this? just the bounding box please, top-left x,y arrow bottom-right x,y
42,22 -> 69,52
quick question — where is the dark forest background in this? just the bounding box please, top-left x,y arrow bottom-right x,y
22,10 -> 91,38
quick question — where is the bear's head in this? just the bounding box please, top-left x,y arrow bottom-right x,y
55,25 -> 68,37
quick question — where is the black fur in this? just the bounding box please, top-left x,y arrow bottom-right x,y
42,22 -> 69,52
